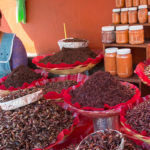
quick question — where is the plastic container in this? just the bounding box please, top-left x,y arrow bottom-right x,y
117,48 -> 133,78
129,25 -> 144,44
116,0 -> 125,8
138,5 -> 148,23
140,0 -> 148,5
116,26 -> 129,44
104,48 -> 118,76
133,0 -> 140,6
112,9 -> 121,24
148,11 -> 150,23
102,26 -> 115,44
128,7 -> 138,24
125,0 -> 133,7
121,8 -> 129,24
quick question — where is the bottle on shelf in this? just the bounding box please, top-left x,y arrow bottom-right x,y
140,0 -> 148,5
121,8 -> 129,24
112,9 -> 121,24
133,0 -> 140,7
128,7 -> 138,24
125,0 -> 133,7
138,5 -> 148,23
116,48 -> 133,78
116,0 -> 125,8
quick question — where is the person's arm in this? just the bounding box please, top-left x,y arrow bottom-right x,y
11,36 -> 28,69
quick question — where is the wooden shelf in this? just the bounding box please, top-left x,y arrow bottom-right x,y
103,41 -> 150,48
115,74 -> 140,83
112,23 -> 150,27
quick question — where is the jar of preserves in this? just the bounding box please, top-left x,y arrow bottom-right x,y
117,48 -> 133,78
112,9 -> 121,24
116,0 -> 125,8
121,8 -> 129,24
148,11 -> 150,23
125,0 -> 133,7
102,26 -> 115,44
116,26 -> 129,44
133,0 -> 140,6
140,0 -> 147,5
138,5 -> 148,23
128,7 -> 138,24
129,25 -> 144,44
148,0 -> 150,4
104,47 -> 118,76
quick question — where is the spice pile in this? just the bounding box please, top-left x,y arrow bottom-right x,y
0,87 -> 41,103
70,71 -> 135,108
78,130 -> 122,150
62,144 -> 78,150
0,100 -> 74,149
63,38 -> 87,42
124,137 -> 144,150
39,47 -> 97,64
144,65 -> 150,79
126,100 -> 150,135
3,65 -> 41,88
39,80 -> 77,94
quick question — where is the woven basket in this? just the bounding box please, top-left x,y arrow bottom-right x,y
39,63 -> 96,75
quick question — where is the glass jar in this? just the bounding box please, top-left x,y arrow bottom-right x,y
138,5 -> 148,23
104,48 -> 118,76
125,0 -> 133,7
116,26 -> 129,44
117,48 -> 133,78
140,0 -> 148,5
112,9 -> 121,24
121,8 -> 129,24
128,7 -> 138,24
129,25 -> 144,44
148,11 -> 150,23
133,0 -> 140,6
116,0 -> 125,8
102,26 -> 115,44
148,0 -> 150,4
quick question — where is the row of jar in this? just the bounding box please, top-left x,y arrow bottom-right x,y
104,47 -> 133,78
116,0 -> 150,8
102,25 -> 144,44
113,5 -> 149,24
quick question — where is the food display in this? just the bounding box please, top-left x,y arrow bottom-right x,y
116,0 -> 125,8
0,99 -> 75,149
2,65 -> 42,88
70,71 -> 135,108
104,47 -> 117,76
126,100 -> 150,136
116,26 -> 129,44
129,25 -> 144,44
128,7 -> 138,24
133,0 -> 140,6
112,8 -> 121,24
102,26 -> 115,44
116,48 -> 133,78
76,130 -> 124,150
144,65 -> 150,78
121,8 -> 129,24
148,0 -> 150,4
138,5 -> 148,24
125,0 -> 133,7
39,47 -> 97,65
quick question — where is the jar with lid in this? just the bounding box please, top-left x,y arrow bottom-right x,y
129,25 -> 144,44
148,0 -> 150,5
148,11 -> 150,23
128,7 -> 138,24
102,26 -> 115,44
138,5 -> 148,23
116,26 -> 129,44
104,48 -> 118,76
117,49 -> 133,78
125,0 -> 133,7
121,8 -> 129,24
140,0 -> 148,5
112,9 -> 121,24
116,0 -> 125,8
133,0 -> 140,6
